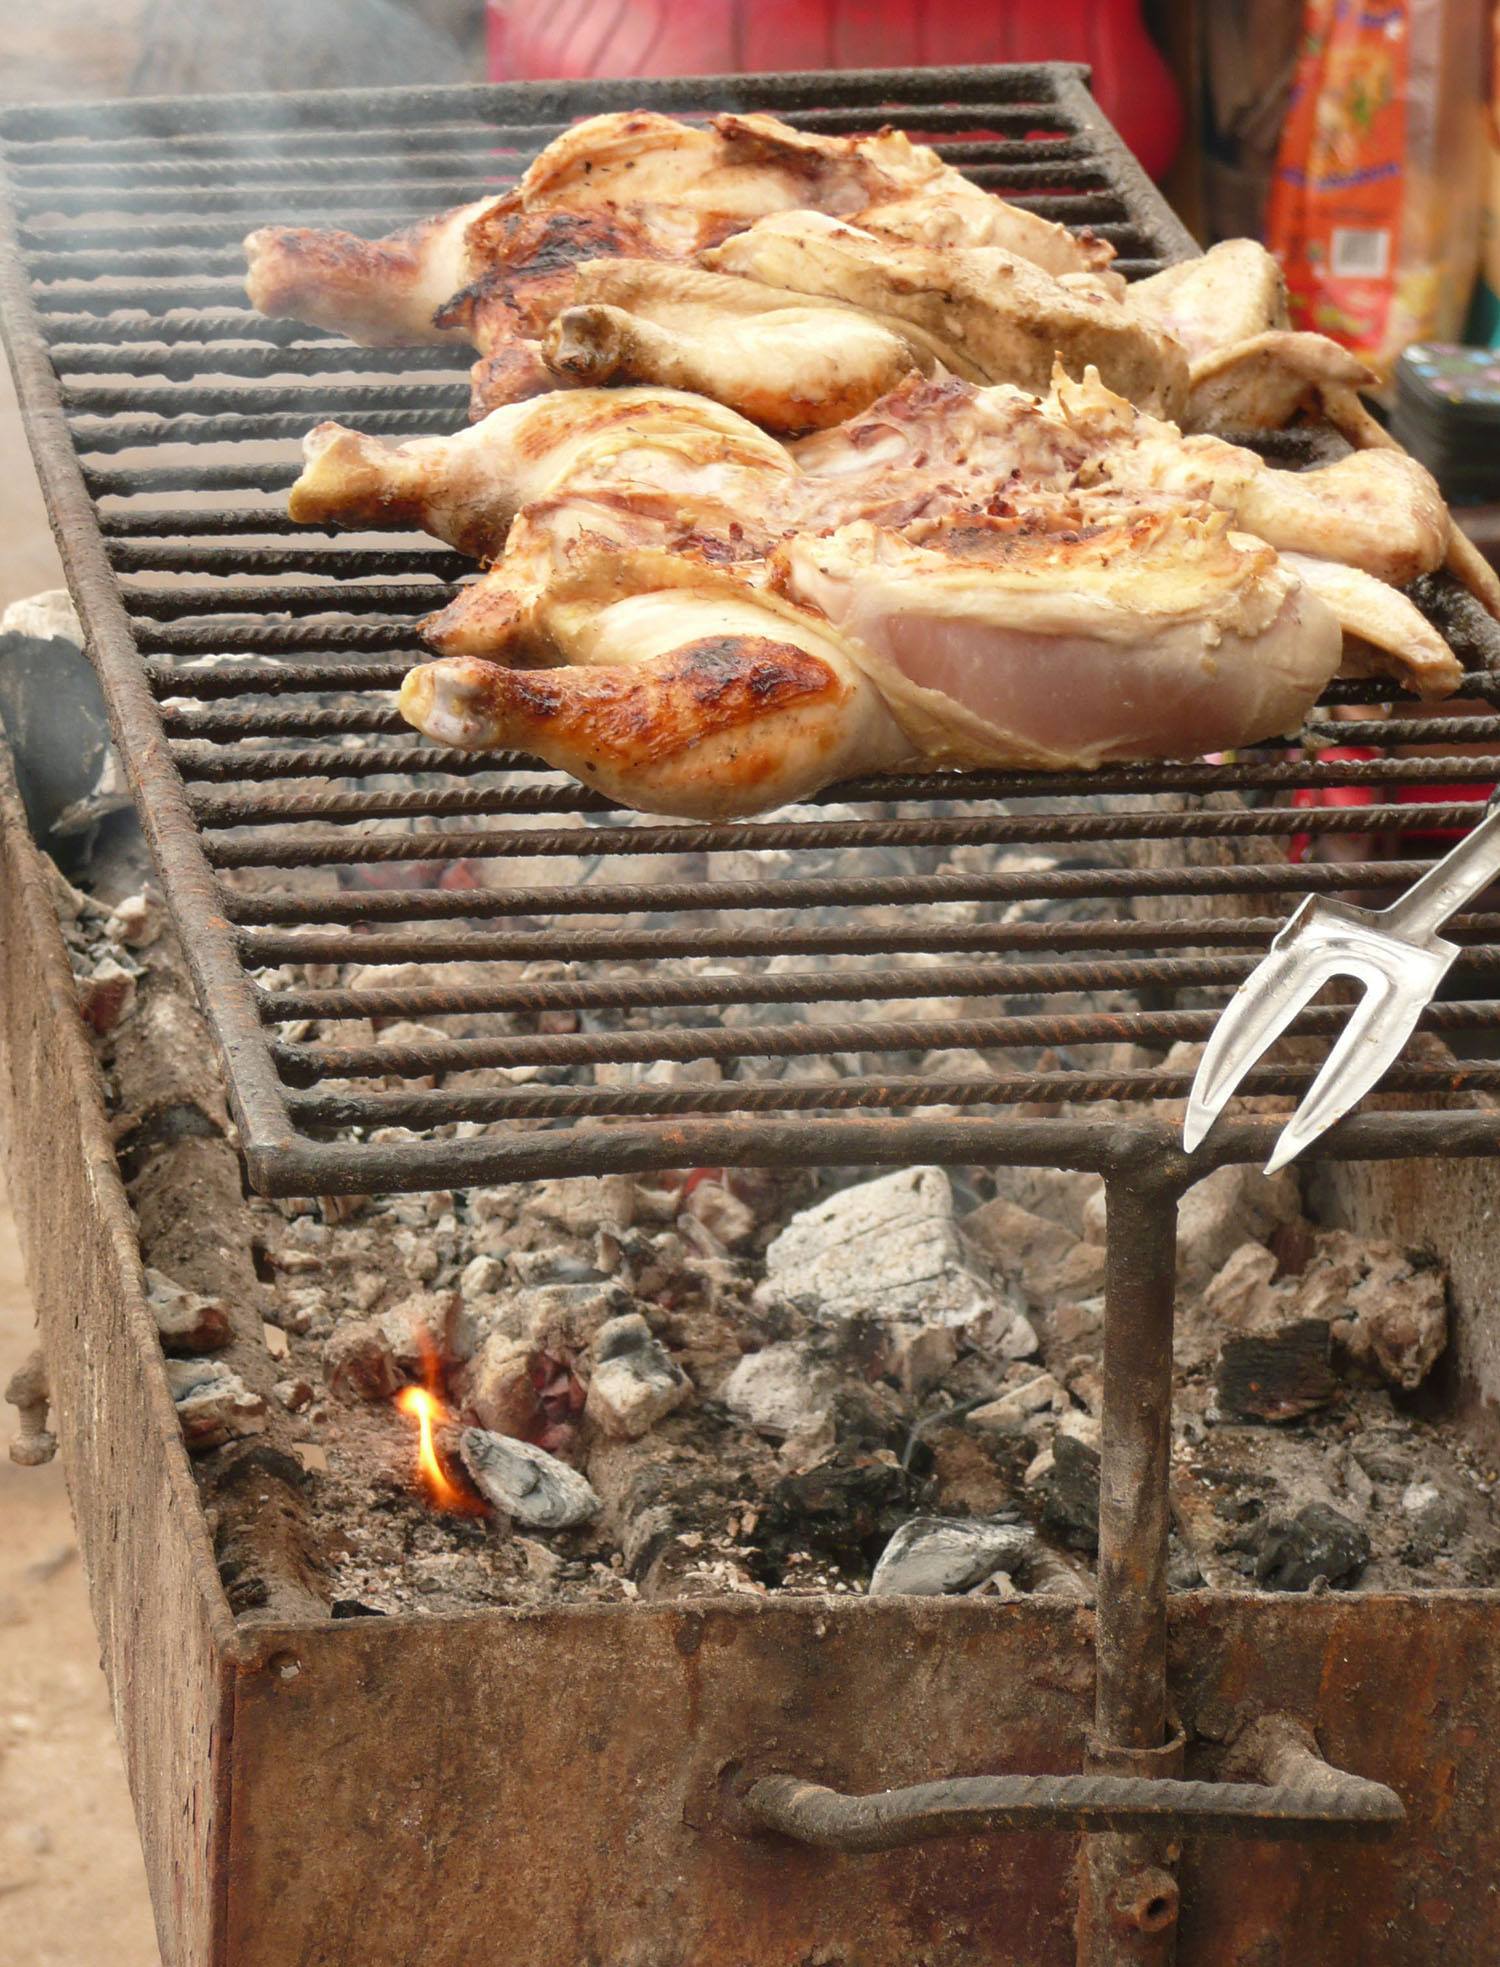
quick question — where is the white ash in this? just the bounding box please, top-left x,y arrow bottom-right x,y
870,1516 -> 1035,1596
585,1313 -> 692,1441
165,1359 -> 267,1453
459,1429 -> 602,1529
145,1269 -> 233,1356
762,1167 -> 1037,1358
721,1343 -> 833,1440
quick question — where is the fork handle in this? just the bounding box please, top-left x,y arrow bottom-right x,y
1381,797 -> 1500,941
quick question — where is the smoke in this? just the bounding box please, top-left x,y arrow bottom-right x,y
128,0 -> 482,95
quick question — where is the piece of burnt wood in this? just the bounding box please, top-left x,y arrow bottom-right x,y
107,951 -> 329,1622
1216,1319 -> 1338,1423
0,734 -> 235,1967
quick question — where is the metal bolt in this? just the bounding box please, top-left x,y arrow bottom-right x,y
5,1347 -> 56,1467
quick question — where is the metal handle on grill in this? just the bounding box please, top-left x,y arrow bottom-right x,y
741,1715 -> 1403,1848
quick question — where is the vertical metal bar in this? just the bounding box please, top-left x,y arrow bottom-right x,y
1077,1172 -> 1182,1966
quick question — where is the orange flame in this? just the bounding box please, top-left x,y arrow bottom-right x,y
394,1383 -> 484,1515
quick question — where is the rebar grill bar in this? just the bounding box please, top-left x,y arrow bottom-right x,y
3,63 -> 1499,1195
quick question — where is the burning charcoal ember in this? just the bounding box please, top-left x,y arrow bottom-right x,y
1251,1501 -> 1371,1592
463,1335 -> 542,1438
459,1254 -> 505,1301
986,1166 -> 1102,1236
868,1515 -> 1033,1597
960,1194 -> 1107,1310
889,1324 -> 959,1398
77,954 -> 136,1034
458,1428 -> 601,1529
375,1291 -> 477,1375
323,1319 -> 401,1402
509,1277 -> 636,1354
104,889 -> 162,949
528,1174 -> 638,1237
166,1359 -> 268,1453
585,1313 -> 692,1441
679,1179 -> 756,1251
1320,1238 -> 1448,1392
1037,1412 -> 1102,1555
145,1268 -> 234,1356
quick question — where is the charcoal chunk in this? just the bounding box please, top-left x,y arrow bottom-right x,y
1038,1426 -> 1101,1555
1252,1502 -> 1370,1592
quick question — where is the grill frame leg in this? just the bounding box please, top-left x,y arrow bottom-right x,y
1076,1171 -> 1182,1966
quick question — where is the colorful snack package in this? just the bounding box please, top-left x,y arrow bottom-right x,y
1265,0 -> 1485,378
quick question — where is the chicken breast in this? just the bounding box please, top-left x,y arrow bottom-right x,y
703,212 -> 1189,417
773,507 -> 1345,770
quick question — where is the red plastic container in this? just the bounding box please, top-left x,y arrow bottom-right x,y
487,0 -> 1182,181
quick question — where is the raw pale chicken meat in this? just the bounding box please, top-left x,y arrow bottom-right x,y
773,507 -> 1344,770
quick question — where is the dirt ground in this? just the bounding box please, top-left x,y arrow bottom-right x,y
1,332 -> 161,1958
0,1173 -> 161,1965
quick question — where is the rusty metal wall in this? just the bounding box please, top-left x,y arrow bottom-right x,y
220,1592 -> 1498,1967
0,737 -> 237,1967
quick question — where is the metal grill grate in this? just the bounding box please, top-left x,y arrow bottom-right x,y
4,63 -> 1500,1195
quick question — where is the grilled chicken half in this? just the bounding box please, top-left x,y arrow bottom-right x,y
397,505 -> 1343,816
289,367 -> 1462,697
244,108 -> 1114,355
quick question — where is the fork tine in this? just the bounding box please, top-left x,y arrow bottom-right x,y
1183,940 -> 1348,1154
1263,974 -> 1419,1174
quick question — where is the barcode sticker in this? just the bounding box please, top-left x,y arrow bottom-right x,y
1331,227 -> 1391,278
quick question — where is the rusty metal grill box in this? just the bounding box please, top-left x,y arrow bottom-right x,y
4,63 -> 1500,1967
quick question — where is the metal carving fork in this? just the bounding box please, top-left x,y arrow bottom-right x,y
1185,797 -> 1500,1172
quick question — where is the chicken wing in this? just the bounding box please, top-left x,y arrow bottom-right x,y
1279,555 -> 1464,698
1123,238 -> 1380,435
